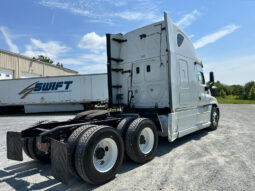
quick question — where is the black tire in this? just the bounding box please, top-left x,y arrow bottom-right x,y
23,121 -> 55,162
209,107 -> 219,130
27,137 -> 51,163
117,117 -> 135,137
23,120 -> 51,159
75,126 -> 124,185
67,124 -> 96,177
125,118 -> 158,164
23,138 -> 32,158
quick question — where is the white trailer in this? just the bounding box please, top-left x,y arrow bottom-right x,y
7,13 -> 220,185
0,73 -> 108,113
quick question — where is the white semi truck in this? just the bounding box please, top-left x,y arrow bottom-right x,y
7,13 -> 220,185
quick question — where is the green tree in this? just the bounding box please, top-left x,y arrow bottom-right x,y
34,55 -> 54,64
231,85 -> 244,96
224,85 -> 232,96
211,80 -> 255,100
214,81 -> 223,96
214,81 -> 231,96
56,62 -> 64,67
220,89 -> 227,98
231,85 -> 244,99
248,85 -> 255,100
243,81 -> 255,99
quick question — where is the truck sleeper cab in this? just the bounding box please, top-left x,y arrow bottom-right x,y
6,13 -> 220,185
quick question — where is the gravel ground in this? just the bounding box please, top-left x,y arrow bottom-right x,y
0,104 -> 255,191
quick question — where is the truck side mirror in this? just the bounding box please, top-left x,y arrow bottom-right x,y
209,72 -> 214,83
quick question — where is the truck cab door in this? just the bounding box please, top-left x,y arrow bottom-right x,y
196,64 -> 207,106
195,64 -> 212,125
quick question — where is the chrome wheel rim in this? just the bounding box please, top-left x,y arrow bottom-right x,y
139,127 -> 154,154
93,138 -> 118,173
212,111 -> 218,126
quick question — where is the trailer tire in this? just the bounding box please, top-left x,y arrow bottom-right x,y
27,138 -> 50,163
67,124 -> 96,177
75,126 -> 124,184
117,117 -> 136,137
125,118 -> 158,164
209,107 -> 219,130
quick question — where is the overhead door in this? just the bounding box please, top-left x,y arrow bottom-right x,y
0,68 -> 13,80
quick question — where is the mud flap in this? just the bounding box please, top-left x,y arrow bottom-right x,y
7,131 -> 23,161
51,139 -> 69,185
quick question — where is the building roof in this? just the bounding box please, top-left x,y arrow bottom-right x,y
0,49 -> 78,74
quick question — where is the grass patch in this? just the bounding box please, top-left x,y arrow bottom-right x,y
216,95 -> 255,104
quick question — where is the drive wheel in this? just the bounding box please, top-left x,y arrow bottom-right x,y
117,117 -> 135,137
67,124 -> 96,176
75,126 -> 124,184
27,137 -> 50,163
209,107 -> 219,130
125,118 -> 158,163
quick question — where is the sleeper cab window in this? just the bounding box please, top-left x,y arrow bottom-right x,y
177,33 -> 184,47
146,65 -> 150,72
136,67 -> 140,74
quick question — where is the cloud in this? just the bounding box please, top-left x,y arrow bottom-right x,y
188,34 -> 195,39
80,63 -> 107,73
103,0 -> 127,7
39,1 -> 90,16
78,32 -> 105,53
0,26 -> 19,53
81,52 -> 106,64
57,58 -> 84,65
87,19 -> 114,25
58,52 -> 106,66
24,38 -> 69,61
113,11 -> 157,21
194,24 -> 240,49
59,53 -> 107,73
76,32 -> 106,72
58,32 -> 107,73
176,10 -> 201,29
204,55 -> 255,85
39,0 -> 160,24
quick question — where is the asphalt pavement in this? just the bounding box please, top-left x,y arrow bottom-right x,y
0,104 -> 255,191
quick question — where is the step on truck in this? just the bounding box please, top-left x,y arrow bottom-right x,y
7,13 -> 220,185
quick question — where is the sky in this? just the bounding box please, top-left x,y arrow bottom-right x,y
0,0 -> 255,85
